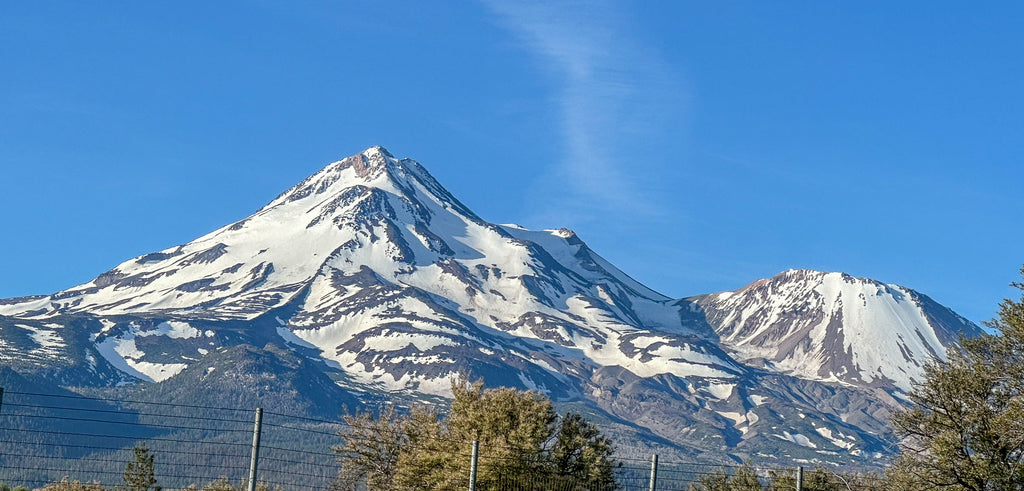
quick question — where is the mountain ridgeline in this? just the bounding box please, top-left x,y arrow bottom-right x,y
0,146 -> 982,466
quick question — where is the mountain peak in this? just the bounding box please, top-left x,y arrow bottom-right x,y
694,269 -> 983,391
330,144 -> 397,179
774,269 -> 868,286
3,147 -> 681,330
351,145 -> 396,177
364,145 -> 394,159
778,268 -> 833,278
0,146 -> 987,467
263,146 -> 405,210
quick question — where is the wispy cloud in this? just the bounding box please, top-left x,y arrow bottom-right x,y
483,0 -> 687,226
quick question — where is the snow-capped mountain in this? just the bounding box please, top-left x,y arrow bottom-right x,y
685,269 -> 984,391
0,146 -> 737,393
0,147 -> 982,466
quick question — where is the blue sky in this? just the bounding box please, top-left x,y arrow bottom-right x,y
2,1 -> 1021,323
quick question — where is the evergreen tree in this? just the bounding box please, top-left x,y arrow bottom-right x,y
392,405 -> 460,490
333,378 -> 621,490
183,478 -> 277,491
689,466 -> 760,491
551,412 -> 617,489
123,443 -> 157,491
42,478 -> 107,491
689,468 -> 729,491
765,469 -> 796,491
889,266 -> 1024,490
800,467 -> 839,491
330,405 -> 407,491
394,380 -> 560,490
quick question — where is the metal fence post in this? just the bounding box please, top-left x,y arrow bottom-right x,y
247,407 -> 263,491
469,440 -> 479,491
648,453 -> 658,491
796,465 -> 803,491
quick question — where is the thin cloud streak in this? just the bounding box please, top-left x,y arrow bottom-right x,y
484,1 -> 688,226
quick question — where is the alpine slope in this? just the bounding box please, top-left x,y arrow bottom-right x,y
0,146 -> 982,466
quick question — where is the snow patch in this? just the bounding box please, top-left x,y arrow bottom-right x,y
137,321 -> 200,339
706,382 -> 735,400
814,426 -> 856,450
17,324 -> 64,352
718,411 -> 746,426
363,333 -> 456,352
93,325 -> 189,382
276,326 -> 319,350
773,431 -> 817,448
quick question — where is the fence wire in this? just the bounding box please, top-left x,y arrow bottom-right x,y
0,389 -> 884,490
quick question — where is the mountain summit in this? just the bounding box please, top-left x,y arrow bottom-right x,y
686,269 -> 983,391
0,147 -> 982,465
0,146 -> 736,393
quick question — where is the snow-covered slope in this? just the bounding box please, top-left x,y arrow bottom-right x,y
686,269 -> 984,391
0,147 -> 983,465
0,146 -> 738,395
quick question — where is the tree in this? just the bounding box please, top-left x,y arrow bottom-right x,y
392,380 -> 562,490
184,478 -> 278,491
765,468 -> 796,491
799,467 -> 843,491
123,443 -> 157,491
332,378 -> 620,490
330,404 -> 408,491
392,405 -> 462,491
42,478 -> 107,491
728,467 -> 763,491
445,380 -> 558,488
191,479 -> 235,491
889,266 -> 1024,490
690,468 -> 729,491
692,466 -> 881,491
689,466 -> 759,491
551,412 -> 617,490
